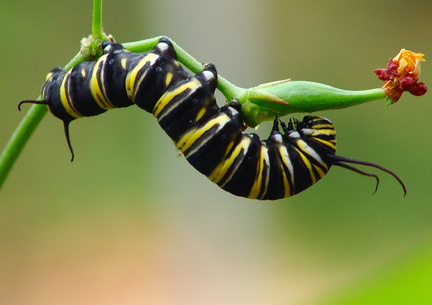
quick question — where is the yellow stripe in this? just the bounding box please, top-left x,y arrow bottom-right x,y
125,53 -> 159,102
153,78 -> 201,118
45,71 -> 55,81
165,72 -> 173,87
280,165 -> 291,198
176,113 -> 229,153
80,69 -> 87,78
209,137 -> 250,183
89,57 -> 116,110
59,71 -> 82,118
194,106 -> 207,122
313,164 -> 326,178
248,146 -> 268,199
277,145 -> 293,197
120,58 -> 127,70
313,137 -> 337,151
312,123 -> 334,129
311,128 -> 336,136
294,147 -> 318,184
296,140 -> 328,170
311,127 -> 336,135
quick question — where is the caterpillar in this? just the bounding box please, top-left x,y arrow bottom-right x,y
19,37 -> 406,200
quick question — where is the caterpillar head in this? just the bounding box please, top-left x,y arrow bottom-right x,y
18,67 -> 77,161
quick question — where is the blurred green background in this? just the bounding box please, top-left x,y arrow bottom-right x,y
1,0 -> 431,304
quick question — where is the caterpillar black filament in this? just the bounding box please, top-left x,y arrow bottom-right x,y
19,38 -> 406,200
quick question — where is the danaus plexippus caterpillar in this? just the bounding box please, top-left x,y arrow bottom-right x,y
19,38 -> 406,200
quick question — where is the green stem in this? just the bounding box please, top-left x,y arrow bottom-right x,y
0,100 -> 46,189
92,0 -> 103,38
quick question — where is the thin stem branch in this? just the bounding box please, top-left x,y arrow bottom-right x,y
92,0 -> 104,38
0,99 -> 46,188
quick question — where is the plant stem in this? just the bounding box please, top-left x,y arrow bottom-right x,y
92,0 -> 104,38
0,102 -> 45,186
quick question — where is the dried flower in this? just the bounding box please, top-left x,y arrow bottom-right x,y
375,49 -> 427,103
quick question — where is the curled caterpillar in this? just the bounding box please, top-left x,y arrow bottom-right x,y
19,38 -> 406,200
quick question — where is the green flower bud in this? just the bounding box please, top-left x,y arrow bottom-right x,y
80,34 -> 115,60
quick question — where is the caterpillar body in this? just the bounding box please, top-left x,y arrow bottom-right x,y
20,38 -> 406,200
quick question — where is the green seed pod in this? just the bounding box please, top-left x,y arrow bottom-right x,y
238,80 -> 386,127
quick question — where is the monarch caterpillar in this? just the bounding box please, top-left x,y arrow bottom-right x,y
19,38 -> 406,200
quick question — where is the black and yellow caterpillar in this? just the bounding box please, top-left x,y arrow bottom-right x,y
20,38 -> 406,200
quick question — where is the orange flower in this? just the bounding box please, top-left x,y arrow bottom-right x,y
393,49 -> 424,78
374,49 -> 427,103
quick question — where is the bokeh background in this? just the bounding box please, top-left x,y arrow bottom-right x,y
1,1 -> 431,304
